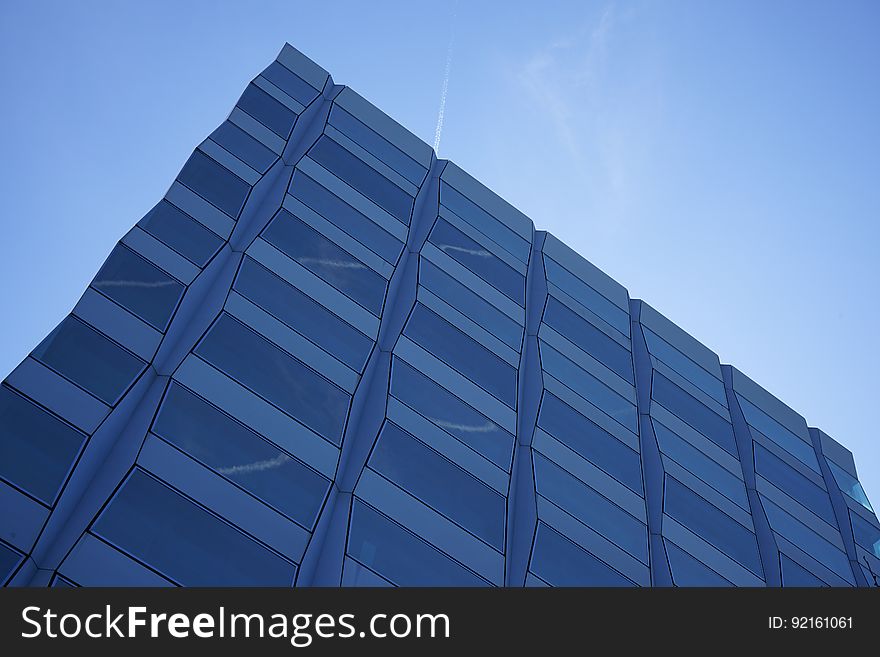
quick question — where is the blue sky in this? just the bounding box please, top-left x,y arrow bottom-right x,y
1,1 -> 878,504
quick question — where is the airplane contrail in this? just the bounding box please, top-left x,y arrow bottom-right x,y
433,9 -> 457,154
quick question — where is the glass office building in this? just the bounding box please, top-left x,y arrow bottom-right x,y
1,45 -> 878,587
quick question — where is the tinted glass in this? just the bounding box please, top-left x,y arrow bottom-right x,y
428,218 -> 525,305
761,498 -> 851,577
543,257 -> 629,335
347,500 -> 488,586
389,359 -> 514,470
153,383 -> 331,528
195,314 -> 350,444
754,442 -> 835,524
33,316 -> 146,405
261,61 -> 318,106
850,511 -> 880,558
828,460 -> 874,512
543,296 -> 633,384
652,372 -> 737,456
780,554 -> 827,586
235,257 -> 374,372
537,392 -> 642,494
290,171 -> 402,264
138,200 -> 224,267
178,150 -> 251,218
642,327 -> 726,405
665,540 -> 731,587
0,542 -> 23,583
535,453 -> 646,560
94,469 -> 296,586
419,258 -> 523,350
736,395 -> 820,471
92,245 -> 184,330
664,476 -> 762,575
404,303 -> 517,407
210,121 -> 277,173
237,84 -> 297,138
369,422 -> 505,549
309,136 -> 413,224
530,523 -> 634,587
263,209 -> 387,316
0,386 -> 86,504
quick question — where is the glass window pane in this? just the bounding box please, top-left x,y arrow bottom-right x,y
850,511 -> 880,559
654,421 -> 748,508
664,476 -> 762,575
389,358 -> 514,470
348,500 -> 488,586
540,343 -> 638,433
138,200 -> 224,267
51,575 -> 77,588
308,136 -> 413,224
664,539 -> 732,587
237,84 -> 297,138
736,395 -> 820,471
289,170 -> 402,264
754,442 -> 836,525
530,523 -> 634,587
92,245 -> 185,330
261,61 -> 318,106
828,460 -> 874,513
94,469 -> 296,586
643,327 -> 726,405
153,383 -> 331,529
652,372 -> 737,456
263,209 -> 387,316
543,256 -> 629,336
235,257 -> 374,372
178,150 -> 251,218
537,392 -> 642,495
544,296 -> 634,384
33,316 -> 146,405
369,422 -> 505,549
420,258 -> 523,351
780,553 -> 827,586
0,386 -> 86,505
404,303 -> 517,407
534,453 -> 647,561
428,218 -> 525,306
0,541 -> 23,584
210,121 -> 277,173
195,314 -> 350,445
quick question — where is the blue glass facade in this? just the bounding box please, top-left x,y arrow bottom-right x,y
1,44 -> 877,587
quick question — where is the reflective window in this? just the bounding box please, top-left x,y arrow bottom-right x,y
665,540 -> 732,587
736,395 -> 819,471
654,422 -> 747,508
828,460 -> 874,513
652,372 -> 737,456
369,422 -> 505,549
178,150 -> 251,218
153,383 -> 330,529
263,209 -> 387,316
543,296 -> 633,384
309,136 -> 413,224
33,316 -> 146,405
761,498 -> 851,577
537,392 -> 642,495
262,61 -> 318,106
195,314 -> 350,445
51,575 -> 77,588
0,386 -> 86,505
754,443 -> 835,525
237,84 -> 297,138
138,200 -> 224,267
0,541 -> 23,584
404,304 -> 517,407
850,511 -> 880,559
642,327 -> 726,405
348,500 -> 488,586
428,219 -> 525,306
780,554 -> 826,586
329,107 -> 426,185
290,171 -> 402,264
420,258 -> 523,351
235,258 -> 374,372
535,453 -> 646,560
540,343 -> 638,433
530,523 -> 634,587
543,257 -> 629,336
92,245 -> 184,331
389,359 -> 514,470
94,469 -> 296,585
664,476 -> 762,575
210,121 -> 277,173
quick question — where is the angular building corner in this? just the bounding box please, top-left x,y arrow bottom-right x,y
1,44 -> 878,587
